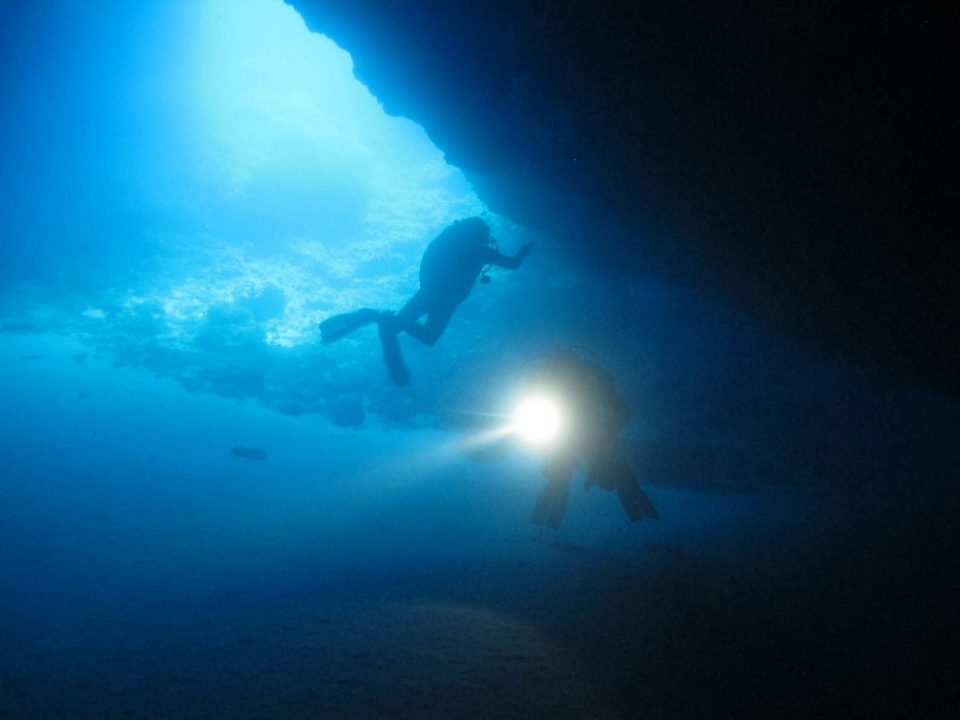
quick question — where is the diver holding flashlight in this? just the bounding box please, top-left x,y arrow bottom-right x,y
525,348 -> 658,528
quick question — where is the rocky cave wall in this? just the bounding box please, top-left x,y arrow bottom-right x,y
289,0 -> 958,395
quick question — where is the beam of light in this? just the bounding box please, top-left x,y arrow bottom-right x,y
511,394 -> 564,445
449,391 -> 569,459
454,424 -> 515,454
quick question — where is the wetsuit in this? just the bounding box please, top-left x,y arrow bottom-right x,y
528,349 -> 657,528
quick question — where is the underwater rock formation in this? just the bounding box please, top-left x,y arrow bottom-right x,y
290,0 -> 959,396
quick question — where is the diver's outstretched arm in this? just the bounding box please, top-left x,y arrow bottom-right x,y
486,242 -> 533,269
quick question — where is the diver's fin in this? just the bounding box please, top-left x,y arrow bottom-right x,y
378,321 -> 410,386
531,478 -> 570,529
319,309 -> 381,344
617,473 -> 658,521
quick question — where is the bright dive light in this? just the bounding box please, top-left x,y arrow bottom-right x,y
514,395 -> 563,445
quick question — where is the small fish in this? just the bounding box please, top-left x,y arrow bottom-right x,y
1,321 -> 38,333
230,446 -> 268,461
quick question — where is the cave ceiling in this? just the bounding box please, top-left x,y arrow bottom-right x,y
289,0 -> 958,395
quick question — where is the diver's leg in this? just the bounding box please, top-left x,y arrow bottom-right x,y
401,301 -> 456,347
319,308 -> 382,344
615,462 -> 658,520
531,478 -> 570,529
418,303 -> 456,346
532,453 -> 577,529
371,292 -> 427,386
394,291 -> 430,329
585,455 -> 619,491
378,319 -> 410,386
544,478 -> 571,529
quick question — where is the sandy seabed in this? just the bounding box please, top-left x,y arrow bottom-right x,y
1,332 -> 956,719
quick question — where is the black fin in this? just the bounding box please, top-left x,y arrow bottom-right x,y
378,322 -> 410,386
319,309 -> 380,344
617,473 -> 658,521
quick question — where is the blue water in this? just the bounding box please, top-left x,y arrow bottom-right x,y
2,2 -> 958,718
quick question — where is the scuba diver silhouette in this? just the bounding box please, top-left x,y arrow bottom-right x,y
320,217 -> 533,385
526,348 -> 658,529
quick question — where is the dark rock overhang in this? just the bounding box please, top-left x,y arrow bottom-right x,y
289,0 -> 959,395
